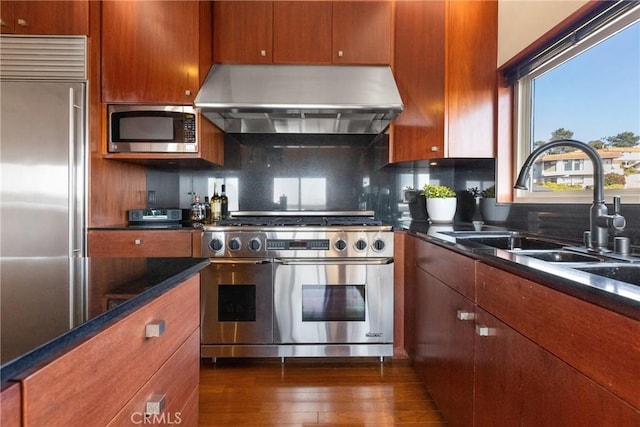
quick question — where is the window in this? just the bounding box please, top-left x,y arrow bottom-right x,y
512,2 -> 640,203
273,177 -> 326,210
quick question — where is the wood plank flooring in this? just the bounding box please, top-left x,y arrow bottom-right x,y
199,358 -> 446,426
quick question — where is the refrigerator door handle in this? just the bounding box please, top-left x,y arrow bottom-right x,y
68,87 -> 76,258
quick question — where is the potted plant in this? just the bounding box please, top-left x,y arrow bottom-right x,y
422,184 -> 457,223
479,185 -> 511,223
404,186 -> 427,221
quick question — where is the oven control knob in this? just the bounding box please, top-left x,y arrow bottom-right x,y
248,238 -> 262,252
228,238 -> 241,251
355,239 -> 367,251
373,239 -> 386,252
335,239 -> 347,251
209,238 -> 223,252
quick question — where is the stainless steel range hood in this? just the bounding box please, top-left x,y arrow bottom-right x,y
194,64 -> 403,134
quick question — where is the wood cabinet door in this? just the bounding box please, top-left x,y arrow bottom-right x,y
273,1 -> 332,64
0,1 -> 16,34
445,0 -> 496,158
3,0 -> 89,35
101,0 -> 200,103
390,0 -> 496,162
474,308 -> 640,426
332,1 -> 392,65
213,1 -> 273,63
391,0 -> 445,162
415,268 -> 475,426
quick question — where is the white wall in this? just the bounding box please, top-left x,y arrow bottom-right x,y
498,0 -> 589,66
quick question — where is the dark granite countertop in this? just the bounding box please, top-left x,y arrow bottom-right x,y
0,257 -> 209,390
402,221 -> 640,322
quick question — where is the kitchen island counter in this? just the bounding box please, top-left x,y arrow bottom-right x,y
0,257 -> 209,390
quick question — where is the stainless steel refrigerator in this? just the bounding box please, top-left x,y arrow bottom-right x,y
1,36 -> 88,365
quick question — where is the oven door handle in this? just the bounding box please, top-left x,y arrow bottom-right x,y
274,258 -> 393,265
210,259 -> 273,264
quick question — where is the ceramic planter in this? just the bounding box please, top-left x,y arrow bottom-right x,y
426,197 -> 457,223
480,198 -> 511,223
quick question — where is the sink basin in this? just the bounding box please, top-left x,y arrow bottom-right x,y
458,235 -> 565,251
572,264 -> 640,286
510,250 -> 604,263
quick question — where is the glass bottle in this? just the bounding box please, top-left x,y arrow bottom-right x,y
203,196 -> 212,224
220,184 -> 229,219
212,184 -> 222,222
190,194 -> 205,225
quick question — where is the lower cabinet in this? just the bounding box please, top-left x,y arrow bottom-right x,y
412,237 -> 640,425
474,307 -> 639,426
17,274 -> 200,426
415,268 -> 474,427
0,382 -> 21,427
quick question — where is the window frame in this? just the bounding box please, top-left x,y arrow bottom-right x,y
505,2 -> 640,204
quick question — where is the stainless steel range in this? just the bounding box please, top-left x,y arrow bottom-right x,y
200,211 -> 394,361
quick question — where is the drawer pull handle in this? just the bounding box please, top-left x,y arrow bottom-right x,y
134,239 -> 143,245
457,310 -> 475,321
476,324 -> 495,337
145,320 -> 165,338
145,393 -> 166,415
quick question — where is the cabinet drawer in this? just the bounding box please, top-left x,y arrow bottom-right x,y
88,230 -> 193,257
20,275 -> 200,427
107,329 -> 200,426
415,239 -> 475,300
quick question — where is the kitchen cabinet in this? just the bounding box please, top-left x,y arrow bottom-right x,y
411,237 -> 640,425
18,274 -> 200,426
0,382 -> 21,427
391,0 -> 497,162
213,1 -> 273,63
88,230 -> 197,258
476,263 -> 640,415
101,0 -> 212,104
273,1 -> 332,64
213,1 -> 392,65
0,1 -> 89,35
414,239 -> 475,426
474,306 -> 638,426
332,1 -> 392,65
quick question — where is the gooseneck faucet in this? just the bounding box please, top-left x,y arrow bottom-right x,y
514,139 -> 626,252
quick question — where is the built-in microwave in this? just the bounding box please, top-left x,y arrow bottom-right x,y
108,105 -> 198,153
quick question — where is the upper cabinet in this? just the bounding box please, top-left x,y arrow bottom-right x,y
273,1 -> 332,64
213,1 -> 273,63
213,1 -> 392,65
391,0 -> 497,162
0,0 -> 89,35
101,0 -> 212,104
332,1 -> 392,65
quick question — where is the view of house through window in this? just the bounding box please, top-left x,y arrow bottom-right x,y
514,5 -> 639,202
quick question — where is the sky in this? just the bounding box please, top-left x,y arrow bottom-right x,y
533,21 -> 639,145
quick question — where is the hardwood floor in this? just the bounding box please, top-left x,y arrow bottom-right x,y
199,358 -> 446,426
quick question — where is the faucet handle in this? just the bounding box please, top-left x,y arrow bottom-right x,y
613,195 -> 621,215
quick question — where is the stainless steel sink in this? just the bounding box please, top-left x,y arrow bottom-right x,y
509,250 -> 604,263
453,233 -> 565,251
571,264 -> 640,286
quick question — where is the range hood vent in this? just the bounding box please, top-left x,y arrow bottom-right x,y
194,64 -> 403,134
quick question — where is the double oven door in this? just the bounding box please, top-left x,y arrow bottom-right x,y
273,258 -> 394,345
200,260 -> 274,345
